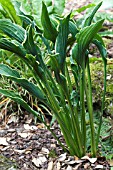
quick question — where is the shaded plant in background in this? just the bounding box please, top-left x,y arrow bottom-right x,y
0,0 -> 108,158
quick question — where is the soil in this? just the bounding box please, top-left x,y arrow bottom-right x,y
0,0 -> 113,169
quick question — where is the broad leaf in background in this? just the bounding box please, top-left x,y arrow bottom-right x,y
52,0 -> 65,15
14,0 -> 65,29
99,31 -> 113,38
0,0 -> 21,24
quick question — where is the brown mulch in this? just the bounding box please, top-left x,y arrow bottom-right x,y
0,113 -> 111,169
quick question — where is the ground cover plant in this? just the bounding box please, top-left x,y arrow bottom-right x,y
0,0 -> 112,166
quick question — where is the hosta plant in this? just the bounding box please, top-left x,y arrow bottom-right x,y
0,1 -> 107,158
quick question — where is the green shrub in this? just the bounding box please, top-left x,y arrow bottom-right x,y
0,1 -> 107,158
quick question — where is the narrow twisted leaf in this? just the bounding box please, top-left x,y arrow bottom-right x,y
72,19 -> 104,67
41,2 -> 58,42
0,0 -> 21,24
0,19 -> 26,43
94,33 -> 105,46
0,64 -> 45,101
83,1 -> 102,27
92,39 -> 107,62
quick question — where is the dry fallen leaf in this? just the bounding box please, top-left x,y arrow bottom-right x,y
95,164 -> 104,169
18,132 -> 31,138
66,165 -> 73,170
47,161 -> 54,170
88,157 -> 97,164
107,74 -> 112,80
41,147 -> 49,155
81,155 -> 97,163
25,118 -> 32,124
74,163 -> 82,170
58,153 -> 67,162
14,149 -> 26,154
67,159 -> 84,165
1,146 -> 10,151
0,137 -> 9,146
7,114 -> 18,124
32,156 -> 47,167
51,144 -> 56,148
56,162 -> 61,170
84,162 -> 90,169
24,124 -> 38,130
37,123 -> 45,129
0,145 -> 4,149
32,157 -> 42,167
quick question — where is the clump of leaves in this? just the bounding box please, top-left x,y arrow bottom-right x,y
0,0 -> 108,158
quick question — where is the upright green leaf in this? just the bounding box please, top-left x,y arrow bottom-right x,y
72,19 -> 104,67
55,14 -> 70,73
41,2 -> 58,42
0,0 -> 21,24
0,19 -> 26,43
